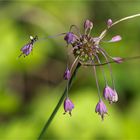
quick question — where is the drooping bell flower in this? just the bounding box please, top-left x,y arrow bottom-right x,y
103,85 -> 118,103
19,35 -> 38,57
95,100 -> 108,120
63,98 -> 74,116
63,67 -> 71,80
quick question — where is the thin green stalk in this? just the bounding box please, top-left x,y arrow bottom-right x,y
38,63 -> 81,140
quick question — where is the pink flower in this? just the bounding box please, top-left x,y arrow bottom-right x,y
95,100 -> 107,120
112,57 -> 123,63
63,68 -> 71,80
64,98 -> 74,116
103,86 -> 118,103
109,35 -> 122,42
84,19 -> 93,30
107,19 -> 113,27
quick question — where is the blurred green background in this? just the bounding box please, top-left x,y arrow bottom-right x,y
0,0 -> 140,140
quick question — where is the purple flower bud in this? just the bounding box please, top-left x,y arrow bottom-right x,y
63,68 -> 71,80
112,57 -> 123,63
64,98 -> 74,116
109,35 -> 122,42
20,43 -> 33,56
19,35 -> 38,57
84,19 -> 93,30
95,100 -> 107,120
103,86 -> 118,103
107,19 -> 113,27
64,32 -> 76,44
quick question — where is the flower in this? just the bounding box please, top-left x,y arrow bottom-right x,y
20,43 -> 33,56
109,35 -> 122,42
64,98 -> 74,116
112,57 -> 123,63
103,86 -> 118,103
63,68 -> 71,80
19,35 -> 38,57
64,32 -> 76,44
107,19 -> 113,27
84,19 -> 93,30
95,100 -> 107,120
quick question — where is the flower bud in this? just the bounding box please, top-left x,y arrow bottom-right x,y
21,43 -> 33,56
64,32 -> 76,44
63,68 -> 71,80
84,19 -> 93,30
107,19 -> 113,27
64,98 -> 74,116
103,86 -> 118,103
109,35 -> 122,42
112,57 -> 123,63
95,100 -> 107,120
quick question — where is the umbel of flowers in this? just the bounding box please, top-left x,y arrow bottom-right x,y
19,14 -> 140,121
63,19 -> 122,120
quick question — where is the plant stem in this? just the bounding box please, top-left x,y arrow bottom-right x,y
38,63 -> 81,140
83,55 -> 140,66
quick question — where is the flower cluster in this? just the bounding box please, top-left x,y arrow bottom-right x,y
63,19 -> 122,119
19,19 -> 125,120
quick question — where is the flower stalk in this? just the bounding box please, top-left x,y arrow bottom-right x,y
38,63 -> 81,140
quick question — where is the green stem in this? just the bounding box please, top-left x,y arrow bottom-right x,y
38,63 -> 81,140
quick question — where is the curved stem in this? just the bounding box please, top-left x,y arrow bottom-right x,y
37,63 -> 81,140
69,24 -> 81,37
99,49 -> 116,89
83,55 -> 140,66
99,13 -> 140,40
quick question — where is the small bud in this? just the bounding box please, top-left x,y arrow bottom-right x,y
103,86 -> 118,103
19,36 -> 38,57
64,98 -> 74,116
63,68 -> 71,80
107,19 -> 113,27
112,57 -> 123,63
20,43 -> 33,56
109,35 -> 122,42
95,100 -> 107,120
64,32 -> 76,44
84,19 -> 93,30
